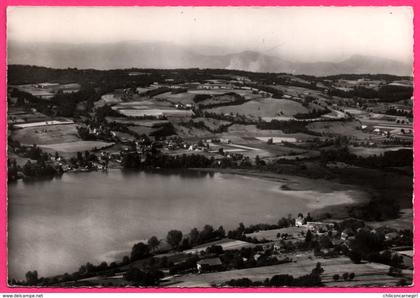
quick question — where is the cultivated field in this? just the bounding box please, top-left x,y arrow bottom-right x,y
255,137 -> 298,143
188,118 -> 232,132
224,124 -> 315,141
12,124 -> 80,145
188,89 -> 252,96
105,117 -> 170,127
94,94 -> 122,108
245,226 -> 307,242
184,239 -> 256,254
154,92 -> 197,105
349,146 -> 411,157
38,141 -> 114,156
307,121 -> 367,139
8,108 -> 51,124
208,98 -> 308,117
368,208 -> 413,231
126,126 -> 159,136
172,124 -> 214,140
117,109 -> 193,118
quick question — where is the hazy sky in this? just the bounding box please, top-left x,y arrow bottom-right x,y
7,6 -> 413,63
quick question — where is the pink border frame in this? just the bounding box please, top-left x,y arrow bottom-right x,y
0,1 -> 417,293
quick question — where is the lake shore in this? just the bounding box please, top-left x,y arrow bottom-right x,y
189,167 -> 369,213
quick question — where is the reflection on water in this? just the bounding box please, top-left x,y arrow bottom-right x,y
8,169 -> 308,280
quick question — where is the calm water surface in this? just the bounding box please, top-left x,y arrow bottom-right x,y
8,169 -> 312,279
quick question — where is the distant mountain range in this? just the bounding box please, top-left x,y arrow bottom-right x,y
7,41 -> 413,76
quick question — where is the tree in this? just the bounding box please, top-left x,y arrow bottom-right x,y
350,230 -> 385,260
269,274 -> 294,286
148,236 -> 160,252
130,242 -> 150,261
349,251 -> 362,264
25,270 -> 38,285
216,226 -> 226,238
391,254 -> 403,267
333,274 -> 339,281
206,245 -> 224,255
342,272 -> 349,280
123,267 -> 164,286
200,225 -> 214,242
122,256 -> 130,265
305,230 -> 313,243
388,266 -> 402,277
189,228 -> 200,246
166,230 -> 183,249
85,262 -> 95,274
180,238 -> 191,250
305,212 -> 313,222
97,261 -> 108,271
311,262 -> 324,276
349,272 -> 355,280
121,152 -> 141,169
238,223 -> 245,234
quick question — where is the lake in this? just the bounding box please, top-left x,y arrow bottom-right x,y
8,169 -> 349,280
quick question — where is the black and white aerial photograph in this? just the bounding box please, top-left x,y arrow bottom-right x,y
7,6 -> 414,287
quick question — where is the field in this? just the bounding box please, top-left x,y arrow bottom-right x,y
188,118 -> 231,131
94,94 -> 122,108
8,150 -> 33,167
256,137 -> 298,143
307,121 -> 368,139
117,109 -> 193,118
13,83 -> 81,100
39,141 -> 114,156
105,117 -> 170,127
207,98 -> 308,118
172,124 -> 214,140
8,108 -> 51,124
343,108 -> 367,115
13,84 -> 54,99
368,208 -> 413,231
184,239 -> 255,254
349,146 -> 411,157
111,100 -> 193,118
245,226 -> 307,242
194,93 -> 246,108
223,124 -> 315,141
166,254 -> 412,287
188,89 -> 254,97
14,120 -> 74,129
359,116 -> 412,130
154,92 -> 196,105
126,126 -> 159,136
12,124 -> 80,145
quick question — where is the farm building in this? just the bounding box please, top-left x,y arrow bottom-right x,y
197,257 -> 223,273
295,214 -> 305,227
